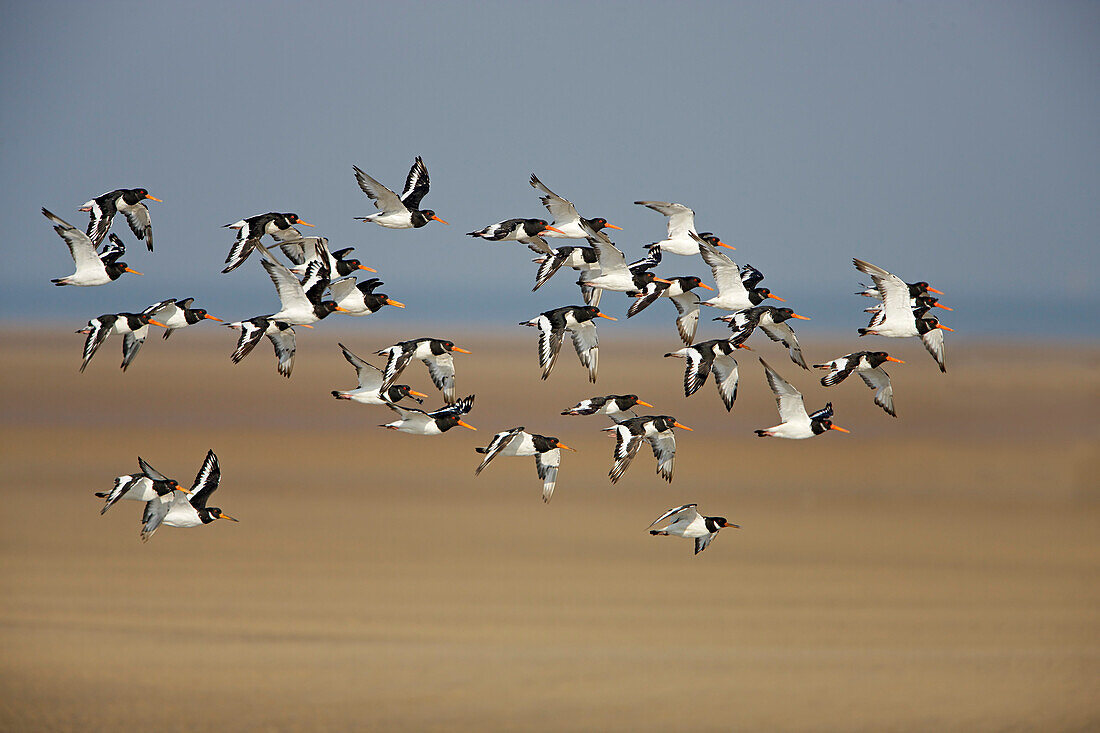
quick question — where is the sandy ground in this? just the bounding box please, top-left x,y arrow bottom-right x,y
1,325 -> 1098,731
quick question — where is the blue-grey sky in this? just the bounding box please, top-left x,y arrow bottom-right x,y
2,1 -> 1097,336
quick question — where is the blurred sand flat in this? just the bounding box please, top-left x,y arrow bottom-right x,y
1,329 -> 1097,731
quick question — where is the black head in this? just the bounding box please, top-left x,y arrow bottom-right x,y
681,276 -> 704,289
316,300 -> 342,319
200,507 -> 238,524
387,384 -> 424,404
361,293 -> 390,313
705,516 -> 739,531
284,213 -> 301,225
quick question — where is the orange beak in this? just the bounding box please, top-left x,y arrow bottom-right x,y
653,278 -> 674,285
696,283 -> 714,291
736,343 -> 754,350
673,422 -> 693,431
300,324 -> 314,329
543,226 -> 566,235
219,513 -> 239,522
297,220 -> 315,227
385,299 -> 406,308
408,390 -> 429,398
171,484 -> 188,493
333,306 -> 350,313
452,346 -> 472,354
790,313 -> 811,320
431,215 -> 449,225
358,264 -> 378,272
937,324 -> 955,332
927,287 -> 944,295
597,313 -> 618,321
636,400 -> 653,408
124,267 -> 143,275
768,294 -> 785,302
715,241 -> 735,250
147,319 -> 167,328
829,424 -> 851,433
203,314 -> 223,322
457,420 -> 477,431
557,443 -> 576,451
603,223 -> 623,230
885,356 -> 906,364
934,303 -> 953,311
144,194 -> 162,202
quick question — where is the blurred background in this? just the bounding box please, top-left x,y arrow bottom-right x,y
2,2 -> 1097,730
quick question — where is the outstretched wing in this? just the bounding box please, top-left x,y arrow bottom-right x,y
140,496 -> 171,542
609,424 -> 644,484
379,344 -> 416,392
761,358 -> 808,424
121,203 -> 154,251
647,429 -> 677,483
694,533 -> 716,555
648,503 -> 700,528
635,201 -> 695,239
257,244 -> 313,314
760,321 -> 808,370
534,316 -> 565,380
474,427 -> 525,476
530,173 -> 581,229
267,325 -> 296,378
920,325 -> 947,373
339,342 -> 383,391
532,250 -> 568,291
44,207 -> 101,273
859,367 -> 896,417
670,292 -> 700,345
80,319 -> 112,372
399,156 -> 431,209
422,352 -> 457,404
711,353 -> 740,412
229,320 -> 267,363
535,449 -> 561,503
187,450 -> 221,509
120,330 -> 147,372
853,259 -> 911,328
569,321 -> 600,383
353,165 -> 405,214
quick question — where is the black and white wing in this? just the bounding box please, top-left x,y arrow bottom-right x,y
569,321 -> 600,383
399,156 -> 431,209
378,345 -> 416,392
120,330 -> 147,372
99,474 -> 146,515
920,325 -> 947,373
258,245 -> 313,314
138,456 -> 171,483
761,358 -> 808,424
647,429 -> 677,483
142,299 -> 177,321
853,259 -> 911,329
694,533 -> 716,555
585,225 -> 629,276
430,394 -> 474,418
820,357 -> 857,387
670,292 -> 701,345
677,347 -> 713,397
98,234 -> 126,264
385,403 -> 432,431
711,353 -> 740,411
530,174 -> 580,231
229,320 -> 267,363
299,259 -> 331,304
187,450 -> 221,509
81,197 -> 115,247
648,503 -> 700,529
725,309 -> 762,346
267,324 -> 296,378
808,402 -> 834,421
760,321 -> 808,370
534,449 -> 561,503
222,236 -> 260,273
339,342 -> 383,392
694,234 -> 746,298
859,367 -> 897,417
626,282 -> 663,318
121,202 -> 154,251
532,250 -> 569,291
422,352 -> 457,404
533,316 -> 565,380
474,427 -> 525,476
740,263 -> 765,290
353,165 -> 405,215
79,319 -> 112,372
608,424 -> 645,484
635,201 -> 695,239
44,208 -> 101,273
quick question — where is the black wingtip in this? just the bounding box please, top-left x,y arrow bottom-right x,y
754,430 -> 768,437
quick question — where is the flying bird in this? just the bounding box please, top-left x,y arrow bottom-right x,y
467,218 -> 565,246
76,312 -> 166,372
140,450 -> 237,542
282,238 -> 377,278
141,298 -> 222,339
691,232 -> 784,311
561,394 -> 653,422
604,415 -> 691,484
376,338 -> 471,404
253,241 -> 346,325
627,275 -> 714,345
853,258 -> 953,372
634,201 -> 733,256
94,457 -> 187,515
664,339 -> 746,411
718,305 -> 811,370
380,395 -> 476,435
79,187 -> 161,251
328,277 -> 405,316
352,157 -> 447,228
755,358 -> 850,439
474,427 -> 575,503
222,212 -> 315,273
520,305 -> 616,383
43,208 -> 142,286
225,318 -> 296,377
331,343 -> 427,405
529,174 -> 622,238
814,351 -> 904,417
648,504 -> 739,555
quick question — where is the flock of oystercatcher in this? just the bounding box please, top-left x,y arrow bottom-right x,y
46,156 -> 951,554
